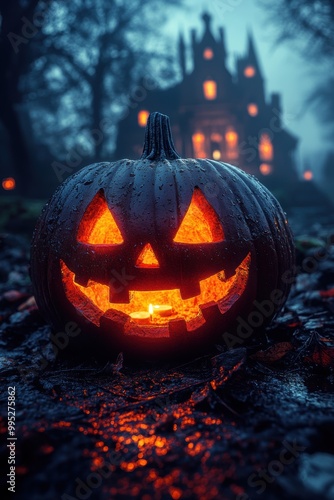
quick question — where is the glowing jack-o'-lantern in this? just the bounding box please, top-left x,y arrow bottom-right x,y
31,112 -> 294,360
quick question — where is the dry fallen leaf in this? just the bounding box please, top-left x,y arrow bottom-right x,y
251,342 -> 294,363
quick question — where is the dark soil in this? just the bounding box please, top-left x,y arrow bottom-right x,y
0,205 -> 334,500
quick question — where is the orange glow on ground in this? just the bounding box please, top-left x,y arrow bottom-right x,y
203,80 -> 217,100
259,134 -> 273,161
174,189 -> 224,243
77,192 -> 123,245
247,103 -> 258,116
259,163 -> 272,175
244,65 -> 256,77
138,110 -> 149,127
303,170 -> 313,181
203,48 -> 214,60
136,244 -> 160,268
61,253 -> 250,328
2,177 -> 16,190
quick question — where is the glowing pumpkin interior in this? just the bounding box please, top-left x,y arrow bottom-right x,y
61,189 -> 251,332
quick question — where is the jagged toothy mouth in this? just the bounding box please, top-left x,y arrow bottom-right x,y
60,253 -> 251,336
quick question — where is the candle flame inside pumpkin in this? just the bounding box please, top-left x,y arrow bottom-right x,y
61,188 -> 251,331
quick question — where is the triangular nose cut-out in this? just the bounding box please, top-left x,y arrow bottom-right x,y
136,244 -> 160,268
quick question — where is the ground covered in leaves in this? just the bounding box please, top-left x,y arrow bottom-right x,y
0,206 -> 334,500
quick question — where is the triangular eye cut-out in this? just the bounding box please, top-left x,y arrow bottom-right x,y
174,188 -> 224,244
136,244 -> 160,268
77,191 -> 124,245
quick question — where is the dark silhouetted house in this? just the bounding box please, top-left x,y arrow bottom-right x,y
115,12 -> 298,189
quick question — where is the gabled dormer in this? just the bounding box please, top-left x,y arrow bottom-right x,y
192,12 -> 227,69
237,32 -> 266,111
179,12 -> 234,104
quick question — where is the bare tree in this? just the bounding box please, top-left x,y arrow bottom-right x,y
1,0 -> 183,193
24,0 -> 183,164
261,0 -> 334,58
261,0 -> 334,135
0,0 -> 46,193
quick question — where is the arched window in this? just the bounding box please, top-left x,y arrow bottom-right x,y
203,48 -> 214,60
259,134 -> 273,161
225,127 -> 239,160
259,163 -> 272,176
192,133 -> 206,158
247,103 -> 258,116
203,80 -> 217,100
244,65 -> 256,78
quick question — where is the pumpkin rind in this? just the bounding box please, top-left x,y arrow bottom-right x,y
31,112 -> 295,360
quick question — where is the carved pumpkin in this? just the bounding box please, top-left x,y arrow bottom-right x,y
31,112 -> 294,360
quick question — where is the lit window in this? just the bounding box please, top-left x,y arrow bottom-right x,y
203,80 -> 217,100
192,133 -> 206,158
303,170 -> 313,181
225,127 -> 239,160
259,134 -> 273,161
203,48 -> 214,60
2,177 -> 16,190
247,103 -> 258,117
212,150 -> 221,160
138,110 -> 149,127
259,163 -> 272,176
244,65 -> 256,78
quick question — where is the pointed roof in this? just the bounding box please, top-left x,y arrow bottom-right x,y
202,12 -> 212,31
247,31 -> 262,76
198,11 -> 227,61
200,11 -> 217,46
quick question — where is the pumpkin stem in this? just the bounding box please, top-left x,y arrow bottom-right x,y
141,112 -> 181,160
